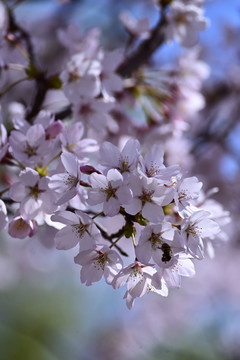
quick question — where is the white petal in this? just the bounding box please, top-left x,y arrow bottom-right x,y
55,226 -> 79,250
61,151 -> 79,177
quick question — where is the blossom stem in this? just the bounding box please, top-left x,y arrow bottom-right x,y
132,233 -> 137,248
92,211 -> 104,220
109,234 -> 124,249
0,187 -> 10,197
0,77 -> 29,97
45,152 -> 62,167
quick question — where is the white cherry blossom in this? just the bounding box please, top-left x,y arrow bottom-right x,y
9,124 -> 51,166
124,175 -> 173,222
9,167 -> 57,218
100,138 -> 140,176
74,245 -> 123,286
51,210 -> 101,250
138,144 -> 180,183
119,11 -> 150,39
48,152 -> 82,205
112,261 -> 165,309
165,1 -> 208,47
60,53 -> 101,101
181,209 -> 220,258
135,223 -> 177,267
153,254 -> 195,288
88,169 -> 132,216
60,122 -> 98,157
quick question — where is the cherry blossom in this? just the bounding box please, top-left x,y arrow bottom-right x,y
88,169 -> 133,216
51,210 -> 102,250
138,144 -> 180,183
112,261 -> 166,309
119,11 -> 150,39
124,175 -> 173,222
135,223 -> 178,267
48,152 -> 82,205
9,167 -> 57,218
165,0 -> 208,47
9,124 -> 51,166
181,210 -> 220,259
74,244 -> 123,286
0,0 -> 232,310
153,254 -> 195,288
60,53 -> 101,101
99,138 -> 140,176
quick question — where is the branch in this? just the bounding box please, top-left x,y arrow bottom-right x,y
55,12 -> 167,120
95,224 -> 128,257
117,14 -> 166,77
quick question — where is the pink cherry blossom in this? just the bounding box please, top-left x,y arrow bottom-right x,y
9,167 -> 57,218
100,138 -> 140,176
88,169 -> 133,216
51,210 -> 101,250
124,175 -> 173,222
74,245 -> 123,285
48,152 -> 82,205
8,216 -> 37,239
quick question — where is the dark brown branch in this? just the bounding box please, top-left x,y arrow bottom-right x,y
117,15 -> 166,78
95,224 -> 128,257
7,3 -> 35,64
26,76 -> 49,122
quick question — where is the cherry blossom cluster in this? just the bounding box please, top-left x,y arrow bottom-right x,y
0,114 -> 229,308
0,0 -> 230,307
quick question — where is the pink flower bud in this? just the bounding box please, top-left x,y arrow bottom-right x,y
46,120 -> 63,139
80,165 -> 101,175
8,216 -> 37,239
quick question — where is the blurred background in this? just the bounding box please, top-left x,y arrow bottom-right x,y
0,0 -> 240,359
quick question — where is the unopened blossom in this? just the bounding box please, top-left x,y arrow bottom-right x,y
9,124 -> 51,166
124,175 -> 173,222
165,1 -> 208,47
88,169 -> 132,216
181,209 -> 220,258
119,11 -> 150,39
51,210 -> 101,250
48,152 -> 82,205
112,261 -> 166,309
100,138 -> 140,176
8,216 -> 37,239
9,167 -> 57,218
74,245 -> 123,285
60,53 -> 101,102
0,199 -> 8,230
